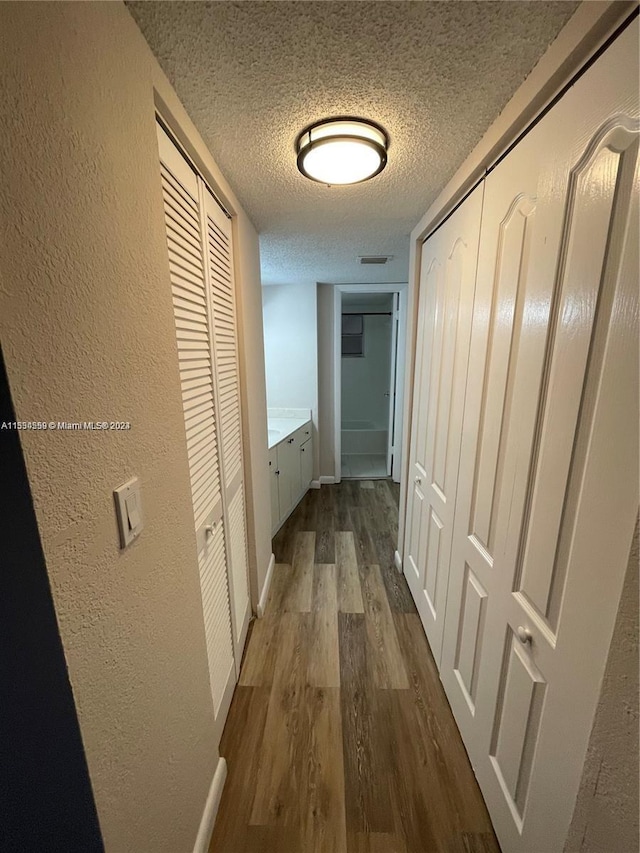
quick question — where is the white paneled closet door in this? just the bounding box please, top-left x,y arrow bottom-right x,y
403,184 -> 483,664
156,124 -> 235,725
203,189 -> 251,663
439,21 -> 639,853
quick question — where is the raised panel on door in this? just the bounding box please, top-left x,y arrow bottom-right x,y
156,124 -> 235,723
204,188 -> 250,661
403,183 -> 484,665
441,20 -> 639,853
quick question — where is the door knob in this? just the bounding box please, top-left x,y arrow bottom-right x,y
415,476 -> 422,485
205,523 -> 216,537
516,626 -> 532,645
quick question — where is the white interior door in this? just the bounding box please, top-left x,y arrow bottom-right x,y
403,183 -> 484,665
439,21 -> 639,852
156,124 -> 236,729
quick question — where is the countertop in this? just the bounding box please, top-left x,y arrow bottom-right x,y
267,416 -> 310,450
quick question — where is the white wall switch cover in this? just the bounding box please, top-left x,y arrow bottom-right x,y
114,477 -> 143,548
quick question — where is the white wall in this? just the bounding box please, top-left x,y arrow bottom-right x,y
0,2 -> 270,850
263,283 -> 319,475
342,312 -> 393,430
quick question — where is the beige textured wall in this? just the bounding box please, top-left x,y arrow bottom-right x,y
565,520 -> 639,853
0,2 -> 268,850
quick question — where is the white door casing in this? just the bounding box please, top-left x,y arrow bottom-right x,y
439,21 -> 639,853
403,184 -> 484,665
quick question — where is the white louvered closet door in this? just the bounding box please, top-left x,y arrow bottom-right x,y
156,124 -> 235,723
203,188 -> 250,660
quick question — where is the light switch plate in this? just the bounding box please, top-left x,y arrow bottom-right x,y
114,477 -> 143,548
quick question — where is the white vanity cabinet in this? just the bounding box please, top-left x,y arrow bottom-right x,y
269,419 -> 313,534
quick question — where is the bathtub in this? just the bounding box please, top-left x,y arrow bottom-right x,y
341,420 -> 388,455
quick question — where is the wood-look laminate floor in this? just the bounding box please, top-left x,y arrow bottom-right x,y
210,480 -> 500,853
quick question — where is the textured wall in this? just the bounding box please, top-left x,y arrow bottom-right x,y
0,3 -> 265,850
263,283 -> 319,475
565,520 -> 639,853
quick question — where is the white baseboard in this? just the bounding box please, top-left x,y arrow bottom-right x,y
310,479 -> 321,489
257,553 -> 275,618
319,475 -> 336,485
193,756 -> 227,853
394,550 -> 403,573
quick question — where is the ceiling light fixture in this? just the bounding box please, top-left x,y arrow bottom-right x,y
296,117 -> 389,186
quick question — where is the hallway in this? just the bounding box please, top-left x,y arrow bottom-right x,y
210,481 -> 499,852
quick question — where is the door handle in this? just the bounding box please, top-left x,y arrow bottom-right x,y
516,626 -> 532,645
415,476 -> 422,485
205,522 -> 216,537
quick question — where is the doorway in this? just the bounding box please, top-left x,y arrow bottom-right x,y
334,285 -> 407,482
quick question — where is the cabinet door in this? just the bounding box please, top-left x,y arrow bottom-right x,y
268,448 -> 279,533
403,183 -> 484,665
276,439 -> 296,522
440,21 -> 639,853
300,438 -> 312,492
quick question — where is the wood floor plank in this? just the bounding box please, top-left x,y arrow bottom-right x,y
315,485 -> 335,563
339,612 -> 394,835
209,685 -> 270,851
299,686 -> 347,853
281,532 -> 314,612
350,506 -> 378,566
348,831 -> 407,853
250,612 -> 311,826
335,532 -> 364,613
334,483 -> 354,531
377,687 -> 447,853
308,564 -> 340,688
359,564 -> 409,689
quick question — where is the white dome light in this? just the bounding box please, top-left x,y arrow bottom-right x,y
296,117 -> 389,186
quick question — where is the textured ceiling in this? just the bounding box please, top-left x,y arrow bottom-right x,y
128,1 -> 579,286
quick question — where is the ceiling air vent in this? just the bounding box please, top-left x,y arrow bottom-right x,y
358,255 -> 392,265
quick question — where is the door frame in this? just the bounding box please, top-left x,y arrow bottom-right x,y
333,283 -> 407,483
